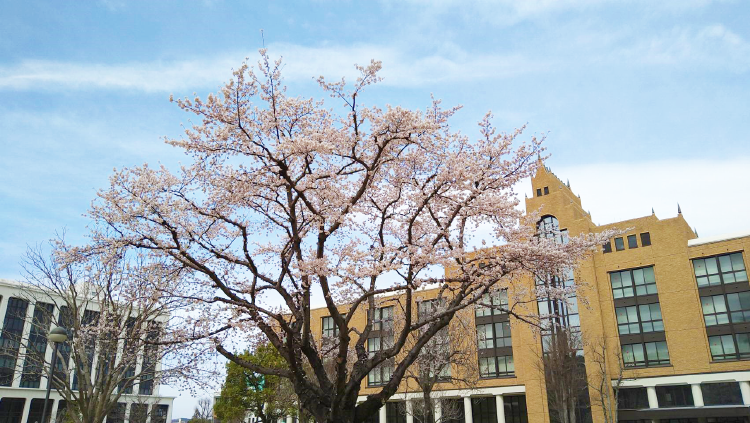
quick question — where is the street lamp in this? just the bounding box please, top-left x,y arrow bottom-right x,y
40,326 -> 68,423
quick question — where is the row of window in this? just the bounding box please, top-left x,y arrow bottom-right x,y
618,382 -> 744,409
0,297 -> 158,394
603,232 -> 652,253
609,251 -> 749,365
0,398 -> 169,423
362,396 -> 528,423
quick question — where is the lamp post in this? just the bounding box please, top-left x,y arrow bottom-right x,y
40,326 -> 68,423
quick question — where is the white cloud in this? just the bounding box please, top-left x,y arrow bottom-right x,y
0,44 -> 549,92
1,20 -> 747,94
614,24 -> 750,72
382,0 -> 736,24
536,157 -> 750,238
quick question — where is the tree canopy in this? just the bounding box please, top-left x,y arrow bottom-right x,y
87,50 -> 608,423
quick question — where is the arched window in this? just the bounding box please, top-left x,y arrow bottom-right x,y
537,215 -> 568,245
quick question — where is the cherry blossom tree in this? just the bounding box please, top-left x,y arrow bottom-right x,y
86,50 -> 609,423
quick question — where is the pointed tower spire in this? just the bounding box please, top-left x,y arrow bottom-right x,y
678,203 -> 682,214
694,227 -> 699,237
651,207 -> 655,215
566,179 -> 570,188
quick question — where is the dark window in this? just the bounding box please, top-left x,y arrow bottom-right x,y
656,385 -> 693,407
693,252 -> 747,287
54,306 -> 73,387
471,397 -> 497,423
130,404 -> 149,423
20,302 -> 54,388
610,267 -> 658,299
622,341 -> 670,367
478,355 -> 514,378
477,322 -> 511,349
536,188 -> 542,197
701,382 -> 743,406
614,237 -> 625,251
615,303 -> 664,335
372,306 -> 393,331
543,186 -> 549,195
151,405 -> 169,423
363,408 -> 379,423
73,309 -> 99,391
25,399 -> 53,423
0,297 -> 29,386
367,335 -> 393,386
503,395 -> 528,423
56,401 -> 68,423
139,323 -> 161,395
0,398 -> 26,423
386,402 -> 406,423
627,235 -> 638,249
106,403 -> 126,423
118,318 -> 137,394
708,333 -> 750,361
441,399 -> 465,423
640,232 -> 651,246
602,241 -> 612,254
322,316 -> 338,338
617,388 -> 649,409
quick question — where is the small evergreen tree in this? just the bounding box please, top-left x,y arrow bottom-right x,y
214,344 -> 296,423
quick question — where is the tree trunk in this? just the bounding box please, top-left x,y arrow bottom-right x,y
422,390 -> 435,423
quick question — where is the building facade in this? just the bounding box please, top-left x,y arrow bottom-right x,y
302,165 -> 750,423
0,279 -> 174,423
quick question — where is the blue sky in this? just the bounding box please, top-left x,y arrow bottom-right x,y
2,0 -> 750,416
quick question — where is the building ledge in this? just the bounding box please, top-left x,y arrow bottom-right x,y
688,230 -> 750,247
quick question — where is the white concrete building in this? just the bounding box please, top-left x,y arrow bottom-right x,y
0,279 -> 174,423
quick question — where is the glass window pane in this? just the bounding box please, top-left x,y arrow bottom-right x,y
719,255 -> 732,273
731,253 -> 746,271
722,335 -> 736,354
628,235 -> 638,249
697,276 -> 709,287
702,297 -> 715,314
611,272 -> 622,288
727,293 -> 741,311
622,271 -> 632,286
621,306 -> 633,322
616,307 -> 628,324
633,269 -> 645,285
633,344 -> 645,361
706,258 -> 719,275
624,287 -> 634,297
694,259 -> 707,276
708,336 -> 724,359
737,271 -> 748,282
638,305 -> 651,321
713,296 -> 727,313
737,334 -> 750,354
724,273 -> 737,283
643,267 -> 655,283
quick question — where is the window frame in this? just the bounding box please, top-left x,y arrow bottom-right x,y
692,252 -> 748,288
621,341 -> 670,368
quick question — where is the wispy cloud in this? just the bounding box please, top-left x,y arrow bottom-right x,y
382,0 -> 736,25
1,21 -> 747,94
614,24 -> 750,72
0,44 -> 549,92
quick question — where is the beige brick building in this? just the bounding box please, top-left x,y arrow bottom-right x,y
305,165 -> 750,423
